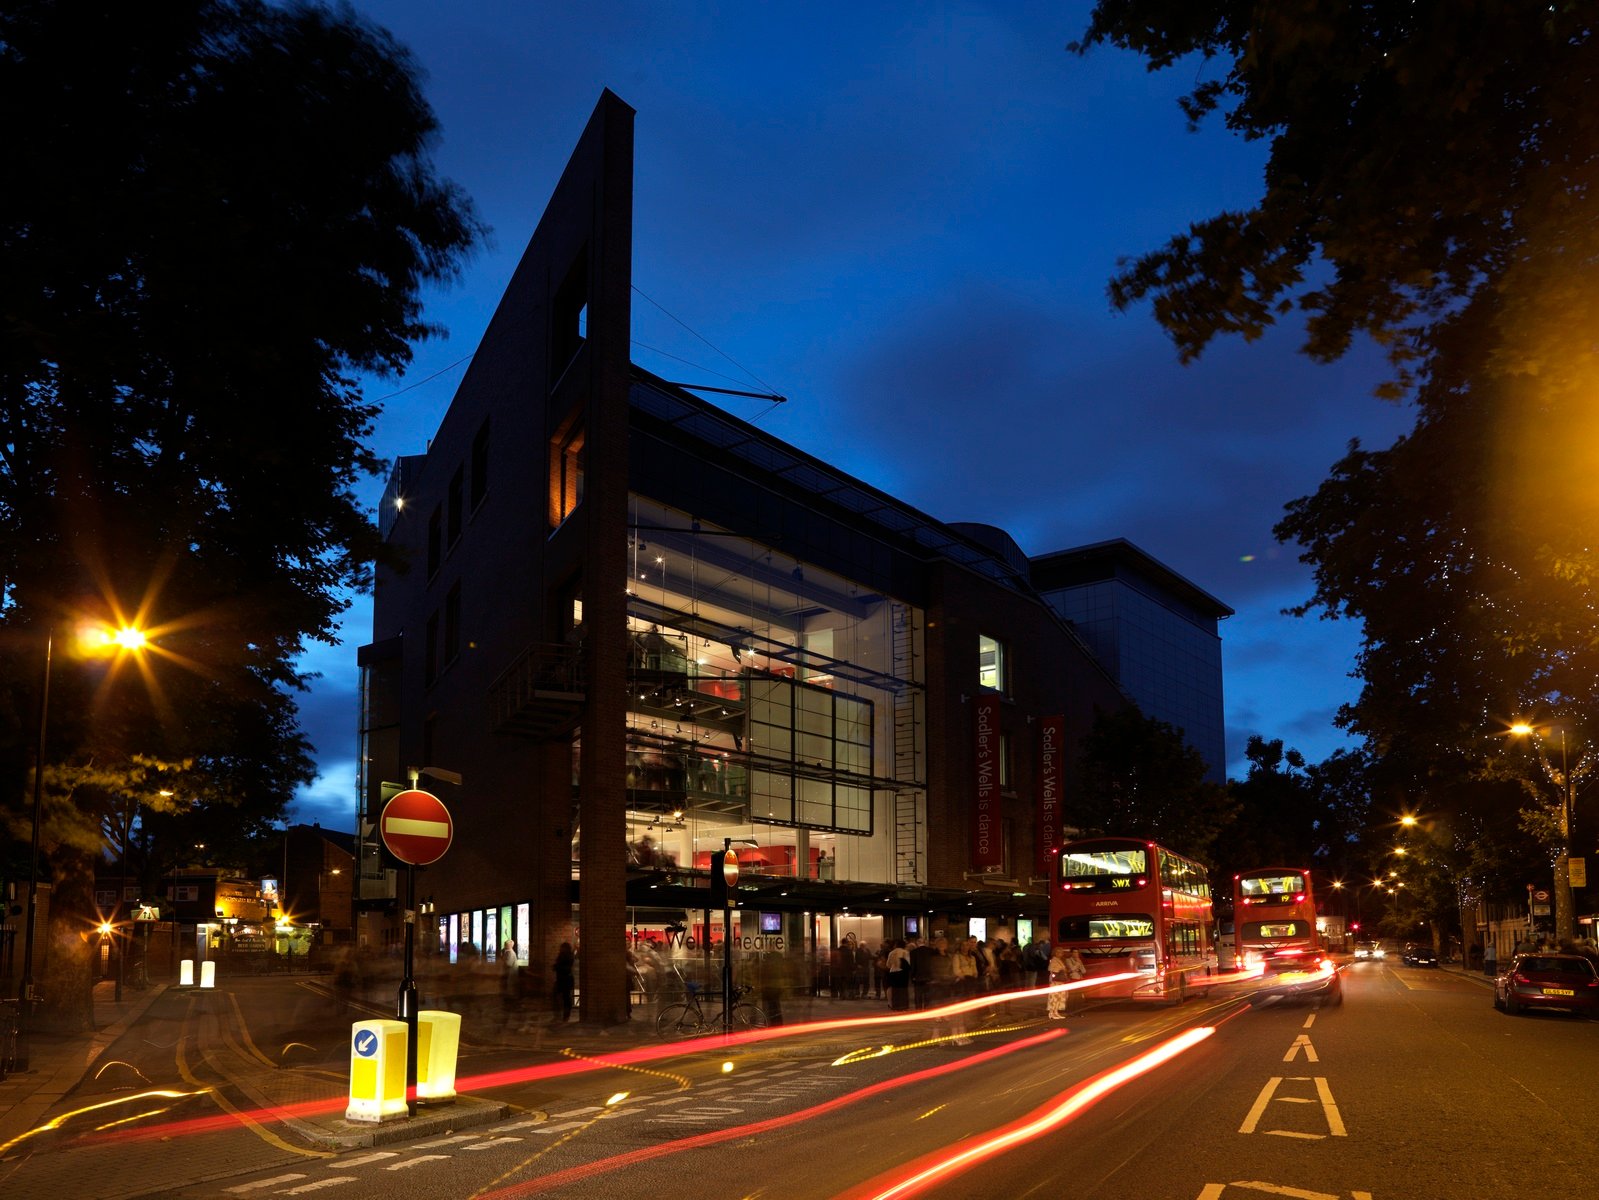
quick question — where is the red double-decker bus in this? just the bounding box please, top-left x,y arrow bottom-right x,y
1051,837 -> 1213,1002
1233,866 -> 1341,1002
1233,867 -> 1320,966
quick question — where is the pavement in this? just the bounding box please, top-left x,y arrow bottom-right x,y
0,976 -> 901,1157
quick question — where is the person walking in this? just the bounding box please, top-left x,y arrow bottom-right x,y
552,941 -> 576,1022
1051,945 -> 1087,1016
886,938 -> 912,1011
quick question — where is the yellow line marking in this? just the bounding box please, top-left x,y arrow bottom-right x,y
1283,1035 -> 1318,1063
175,1004 -> 332,1159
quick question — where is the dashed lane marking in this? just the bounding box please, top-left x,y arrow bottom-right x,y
330,1152 -> 397,1168
225,1177 -> 306,1194
277,1179 -> 357,1195
384,1155 -> 452,1170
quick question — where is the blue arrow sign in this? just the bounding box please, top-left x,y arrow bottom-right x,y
353,1029 -> 378,1058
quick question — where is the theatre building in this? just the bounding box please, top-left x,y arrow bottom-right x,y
357,91 -> 1226,1023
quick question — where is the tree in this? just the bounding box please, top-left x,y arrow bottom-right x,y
0,0 -> 480,1025
1075,707 -> 1237,863
1073,3 -> 1599,808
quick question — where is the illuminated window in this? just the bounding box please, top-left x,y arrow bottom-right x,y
550,427 -> 585,528
978,633 -> 1007,693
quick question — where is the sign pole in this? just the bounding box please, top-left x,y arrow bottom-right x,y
722,837 -> 733,1034
399,862 -> 418,1116
378,782 -> 453,1119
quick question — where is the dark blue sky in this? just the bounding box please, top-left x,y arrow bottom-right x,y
288,2 -> 1414,829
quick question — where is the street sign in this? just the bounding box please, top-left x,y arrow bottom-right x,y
380,789 -> 454,866
722,849 -> 740,888
1569,858 -> 1587,888
1534,888 -> 1551,903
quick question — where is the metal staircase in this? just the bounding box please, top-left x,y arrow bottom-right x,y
890,602 -> 924,885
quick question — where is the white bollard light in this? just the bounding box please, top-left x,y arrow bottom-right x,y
199,959 -> 217,988
179,959 -> 195,987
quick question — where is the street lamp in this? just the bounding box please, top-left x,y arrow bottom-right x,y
1511,721 -> 1577,943
19,621 -> 147,1071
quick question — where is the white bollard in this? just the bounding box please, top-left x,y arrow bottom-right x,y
199,959 -> 216,988
179,958 -> 195,987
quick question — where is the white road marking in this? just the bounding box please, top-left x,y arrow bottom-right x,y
278,1180 -> 357,1195
225,1176 -> 306,1194
411,1134 -> 482,1149
331,1153 -> 397,1168
385,1155 -> 452,1170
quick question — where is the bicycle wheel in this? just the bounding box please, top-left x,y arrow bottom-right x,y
655,1003 -> 703,1037
726,1003 -> 767,1031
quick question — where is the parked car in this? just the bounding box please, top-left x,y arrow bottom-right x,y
1353,939 -> 1385,961
1494,953 -> 1599,1017
1402,943 -> 1438,967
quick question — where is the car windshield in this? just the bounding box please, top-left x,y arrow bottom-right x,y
1520,956 -> 1596,977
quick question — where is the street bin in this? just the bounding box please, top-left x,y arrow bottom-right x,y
179,959 -> 194,987
199,960 -> 217,989
416,1010 -> 462,1102
346,1018 -> 408,1123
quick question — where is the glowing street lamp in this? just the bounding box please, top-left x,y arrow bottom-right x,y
19,620 -> 148,1070
1510,721 -> 1578,943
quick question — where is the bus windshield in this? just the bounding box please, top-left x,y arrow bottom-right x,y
1060,844 -> 1149,880
1239,873 -> 1305,900
1056,914 -> 1156,942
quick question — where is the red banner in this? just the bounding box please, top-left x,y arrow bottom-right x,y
972,698 -> 1003,869
1036,714 -> 1064,877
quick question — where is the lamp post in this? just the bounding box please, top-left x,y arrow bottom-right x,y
17,631 -> 55,1072
17,621 -> 147,1068
1511,722 -> 1577,944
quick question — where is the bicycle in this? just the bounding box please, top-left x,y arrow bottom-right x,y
655,978 -> 766,1037
0,998 -> 19,1082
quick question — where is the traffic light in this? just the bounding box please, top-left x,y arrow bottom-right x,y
1351,921 -> 1361,931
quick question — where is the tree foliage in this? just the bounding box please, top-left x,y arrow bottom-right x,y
1075,707 -> 1237,863
0,0 -> 479,1022
1074,3 -> 1599,847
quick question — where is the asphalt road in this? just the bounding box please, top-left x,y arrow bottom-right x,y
5,962 -> 1597,1200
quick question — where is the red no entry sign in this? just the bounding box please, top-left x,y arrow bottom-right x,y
381,789 -> 454,866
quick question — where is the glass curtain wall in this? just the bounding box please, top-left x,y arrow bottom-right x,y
622,495 -> 921,886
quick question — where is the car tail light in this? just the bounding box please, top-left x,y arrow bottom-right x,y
1513,973 -> 1532,985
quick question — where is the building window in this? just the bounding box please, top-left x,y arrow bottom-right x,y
446,465 -> 464,547
443,582 -> 462,669
549,426 -> 585,528
551,247 -> 589,386
424,611 -> 439,685
998,731 -> 1011,789
470,418 -> 490,510
978,633 -> 1008,694
427,505 -> 443,578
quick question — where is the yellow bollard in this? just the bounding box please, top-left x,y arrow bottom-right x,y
416,1010 -> 462,1102
346,1019 -> 408,1123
